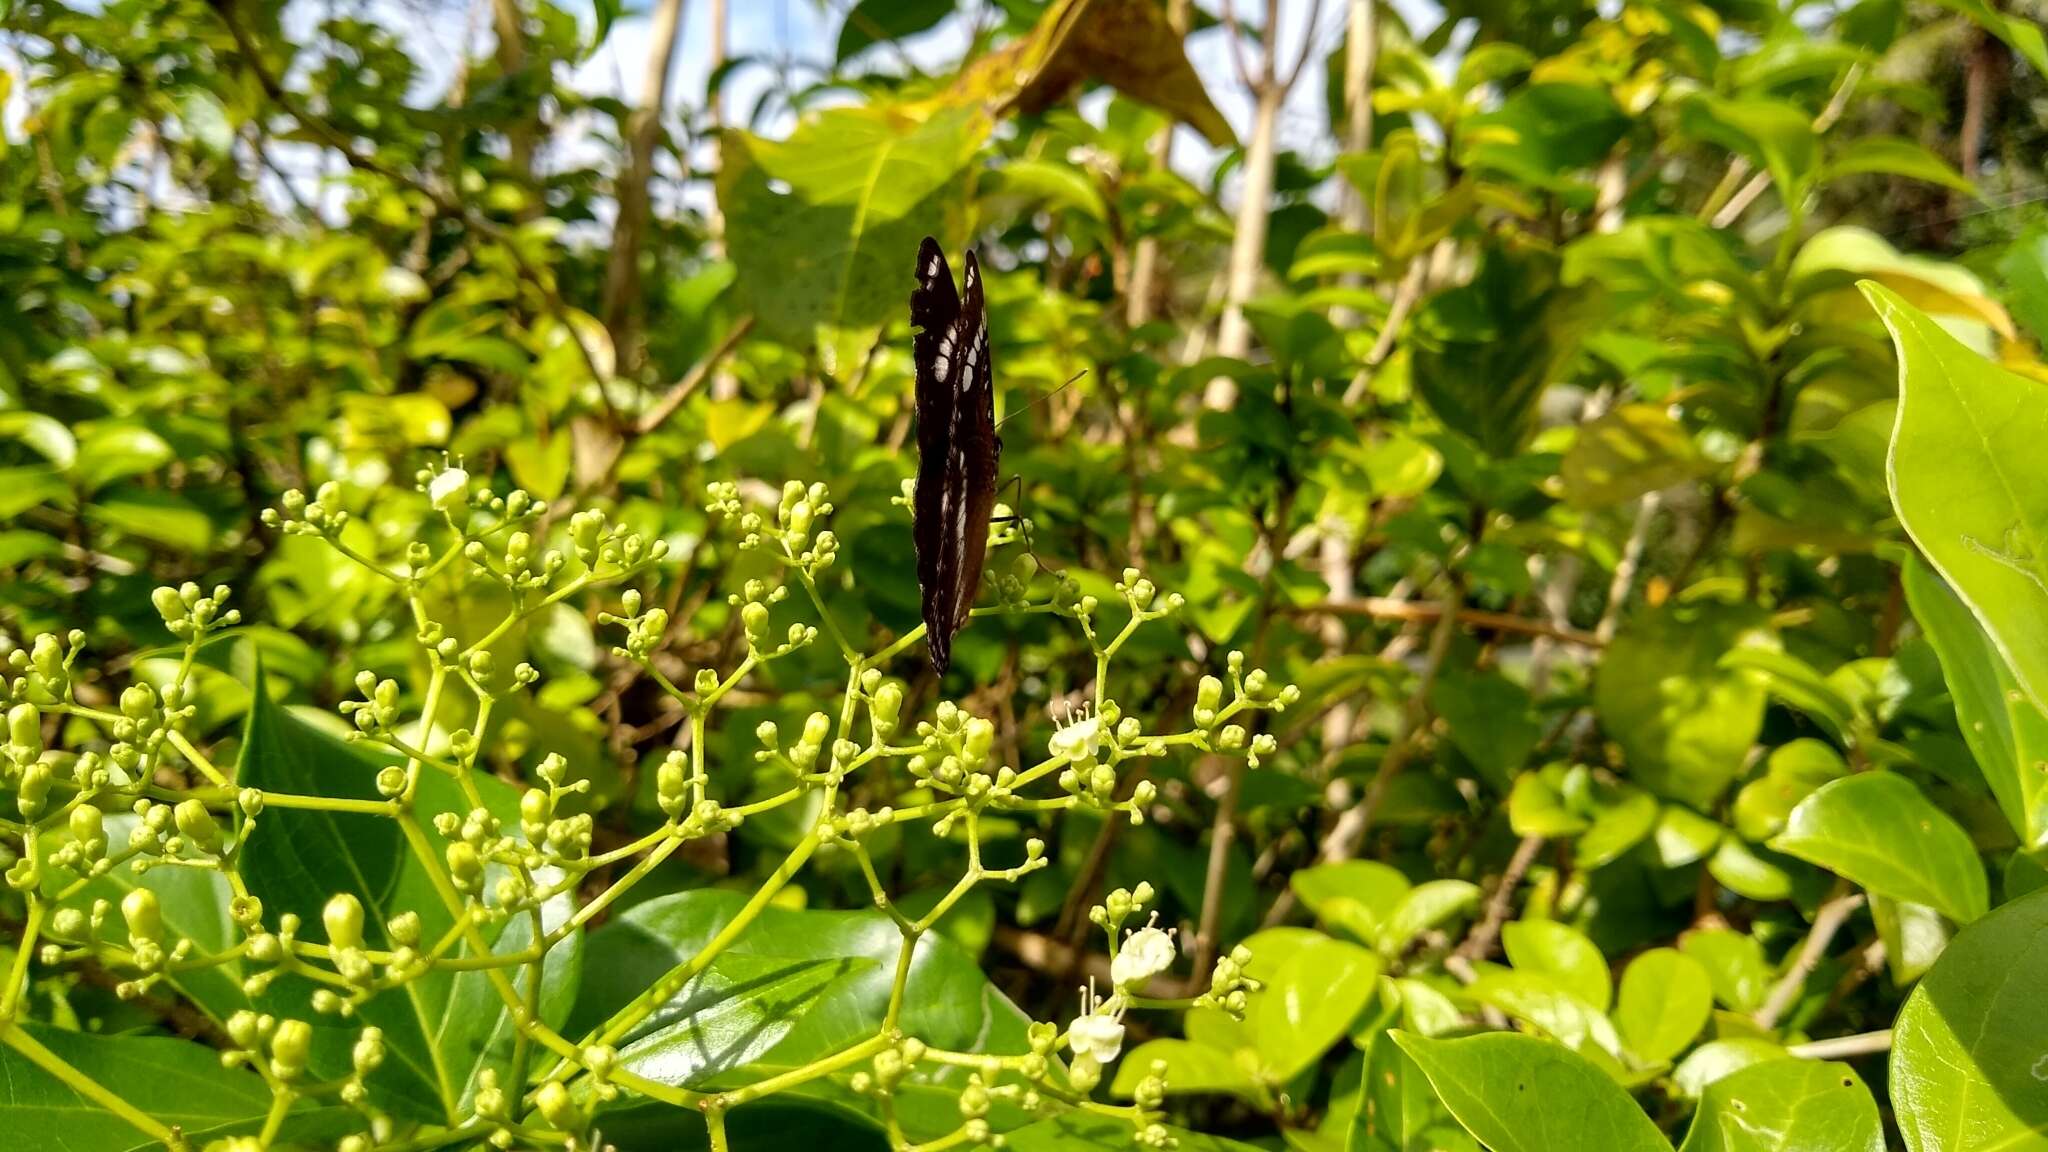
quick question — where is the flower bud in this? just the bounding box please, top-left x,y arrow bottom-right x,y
534,1080 -> 577,1130
150,585 -> 186,624
7,703 -> 41,759
271,1019 -> 312,1080
16,762 -> 52,817
656,752 -> 690,818
174,799 -> 222,854
123,888 -> 162,943
324,893 -> 365,950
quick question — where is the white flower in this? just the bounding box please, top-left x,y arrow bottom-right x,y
428,467 -> 469,512
1049,705 -> 1102,765
1112,918 -> 1178,991
1068,1011 -> 1126,1065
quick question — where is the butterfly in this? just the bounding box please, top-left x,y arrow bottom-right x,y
910,236 -> 1000,674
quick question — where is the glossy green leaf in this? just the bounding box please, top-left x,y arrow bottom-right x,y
1678,1058 -> 1883,1152
1559,404 -> 1706,509
1392,1031 -> 1669,1152
1112,1038 -> 1263,1103
1906,555 -> 2048,850
1892,888 -> 2048,1151
1467,970 -> 1625,1059
0,1023 -> 341,1149
1825,136 -> 1974,194
1376,881 -> 1481,958
1870,283 -> 2048,714
718,104 -> 988,348
238,688 -> 579,1122
1502,920 -> 1611,1012
1349,1030 -> 1480,1152
835,0 -> 952,62
1681,930 -> 1770,1013
1596,601 -> 1777,808
1290,861 -> 1412,946
1254,935 -> 1383,1081
1771,772 -> 1988,923
614,954 -> 871,1090
1614,948 -> 1713,1065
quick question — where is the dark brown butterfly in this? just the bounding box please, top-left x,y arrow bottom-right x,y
910,236 -> 999,674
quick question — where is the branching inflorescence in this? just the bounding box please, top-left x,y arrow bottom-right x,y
0,463 -> 1295,1152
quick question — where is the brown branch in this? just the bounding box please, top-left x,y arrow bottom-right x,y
635,314 -> 757,436
1754,880 -> 1865,1032
1290,596 -> 1603,648
1453,834 -> 1546,966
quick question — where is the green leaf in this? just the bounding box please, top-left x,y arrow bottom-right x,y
613,954 -> 872,1090
1112,1038 -> 1262,1103
1678,1058 -> 1883,1152
1462,84 -> 1630,192
0,1023 -> 340,1150
1391,1031 -> 1669,1152
1253,935 -> 1382,1081
1349,1031 -> 1481,1152
1466,970 -> 1625,1059
1290,861 -> 1412,946
0,410 -> 77,469
1614,948 -> 1713,1065
1707,837 -> 1796,903
1431,669 -> 1538,790
836,0 -> 952,63
1559,404 -> 1706,509
718,104 -> 988,348
1824,136 -> 1975,194
1770,772 -> 1989,923
1595,600 -> 1776,808
1672,1039 -> 1788,1099
1502,920 -> 1611,1012
1376,881 -> 1481,958
1509,770 -> 1590,838
1004,1110 -> 1263,1151
1683,95 -> 1818,204
1410,244 -> 1599,457
1892,888 -> 2048,1151
85,488 -> 215,553
1905,554 -> 2048,851
575,889 -> 1030,1142
1868,282 -> 2048,712
1681,930 -> 1770,1013
238,688 -> 578,1122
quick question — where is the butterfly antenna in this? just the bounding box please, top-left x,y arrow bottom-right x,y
995,368 -> 1089,432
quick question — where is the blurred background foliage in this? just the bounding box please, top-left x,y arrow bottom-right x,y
5,0 -> 2048,1146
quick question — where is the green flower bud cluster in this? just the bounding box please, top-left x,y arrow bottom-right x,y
1193,943 -> 1262,1020
728,578 -> 813,658
261,481 -> 349,536
848,1036 -> 928,1099
599,589 -> 671,662
5,630 -> 86,706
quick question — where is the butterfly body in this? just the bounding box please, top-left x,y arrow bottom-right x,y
911,236 -> 999,674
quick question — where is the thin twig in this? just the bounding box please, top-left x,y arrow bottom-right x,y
1291,597 -> 1603,648
1453,834 -> 1547,966
635,314 -> 757,435
1786,1029 -> 1892,1060
1754,881 -> 1864,1032
1315,584 -> 1465,866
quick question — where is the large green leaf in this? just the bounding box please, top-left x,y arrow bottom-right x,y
1410,244 -> 1600,458
1677,1058 -> 1883,1152
1252,934 -> 1382,1081
238,689 -> 581,1122
1614,948 -> 1712,1066
0,1024 -> 342,1150
1892,888 -> 2048,1151
1906,555 -> 2048,851
1595,600 -> 1776,808
1501,920 -> 1611,1013
1869,283 -> 2048,714
1391,1031 -> 1669,1152
718,104 -> 988,350
1349,1031 -> 1481,1152
1770,772 -> 1988,924
613,954 -> 871,1090
573,889 -> 1030,1142
835,0 -> 952,62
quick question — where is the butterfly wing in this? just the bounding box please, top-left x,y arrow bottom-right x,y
910,239 -> 997,673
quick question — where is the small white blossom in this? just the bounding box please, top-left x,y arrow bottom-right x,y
1049,705 -> 1102,765
1068,1011 -> 1125,1064
1112,916 -> 1177,990
428,467 -> 469,512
